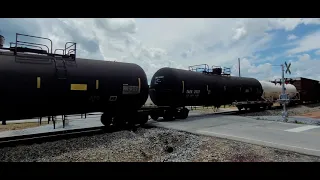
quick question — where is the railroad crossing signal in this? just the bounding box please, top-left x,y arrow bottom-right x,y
285,61 -> 291,74
279,94 -> 289,101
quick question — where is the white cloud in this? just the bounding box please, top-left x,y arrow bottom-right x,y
286,31 -> 320,54
231,58 -> 273,80
315,49 -> 320,55
290,57 -> 320,80
2,18 -> 320,81
298,53 -> 311,61
287,34 -> 298,40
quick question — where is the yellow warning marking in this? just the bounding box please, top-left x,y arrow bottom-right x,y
71,84 -> 87,91
138,78 -> 141,93
37,77 -> 41,89
182,81 -> 185,93
96,80 -> 99,89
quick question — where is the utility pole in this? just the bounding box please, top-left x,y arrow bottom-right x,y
238,58 -> 241,77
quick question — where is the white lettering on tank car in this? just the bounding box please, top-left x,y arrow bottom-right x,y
109,96 -> 117,101
89,95 -> 100,103
122,85 -> 140,94
154,76 -> 164,84
186,89 -> 200,98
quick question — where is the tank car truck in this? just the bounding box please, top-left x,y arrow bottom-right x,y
0,33 -> 149,128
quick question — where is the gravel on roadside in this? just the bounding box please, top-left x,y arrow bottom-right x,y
0,127 -> 319,162
239,103 -> 320,117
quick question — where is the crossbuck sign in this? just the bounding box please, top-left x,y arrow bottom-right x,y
285,61 -> 291,74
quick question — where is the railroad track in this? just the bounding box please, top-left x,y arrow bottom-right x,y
177,106 -> 283,120
0,126 -> 111,148
0,106 -> 284,148
0,111 -> 241,148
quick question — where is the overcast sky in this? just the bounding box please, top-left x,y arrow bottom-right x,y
1,18 -> 320,83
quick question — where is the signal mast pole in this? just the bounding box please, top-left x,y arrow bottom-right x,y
281,61 -> 291,121
272,62 -> 291,122
281,64 -> 288,121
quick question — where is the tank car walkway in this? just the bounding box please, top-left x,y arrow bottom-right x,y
148,115 -> 320,157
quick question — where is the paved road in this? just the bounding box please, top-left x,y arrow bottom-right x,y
148,114 -> 320,157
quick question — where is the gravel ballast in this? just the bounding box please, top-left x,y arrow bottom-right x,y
240,103 -> 320,117
0,127 -> 319,162
234,103 -> 320,125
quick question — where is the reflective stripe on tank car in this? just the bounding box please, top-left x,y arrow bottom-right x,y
37,77 -> 41,89
182,81 -> 185,93
138,78 -> 141,93
96,80 -> 99,89
70,84 -> 87,91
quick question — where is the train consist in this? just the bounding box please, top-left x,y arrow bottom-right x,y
0,33 -> 319,127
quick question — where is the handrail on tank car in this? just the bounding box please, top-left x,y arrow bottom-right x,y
15,33 -> 53,55
68,49 -> 75,55
13,41 -> 49,55
212,65 -> 221,69
10,42 -> 43,50
64,42 -> 77,59
223,67 -> 231,74
188,64 -> 210,72
54,49 -> 65,55
14,41 -> 50,54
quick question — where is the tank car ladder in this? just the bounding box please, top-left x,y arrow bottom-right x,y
52,42 -> 77,80
54,58 -> 68,80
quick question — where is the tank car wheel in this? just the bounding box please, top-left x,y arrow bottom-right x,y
179,108 -> 189,119
150,114 -> 159,121
163,109 -> 175,121
101,113 -> 113,127
113,116 -> 127,128
138,113 -> 149,126
251,106 -> 260,112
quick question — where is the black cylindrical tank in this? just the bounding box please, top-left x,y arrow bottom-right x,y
0,52 -> 149,120
149,67 -> 263,107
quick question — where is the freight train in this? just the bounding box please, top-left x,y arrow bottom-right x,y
0,33 -> 319,127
